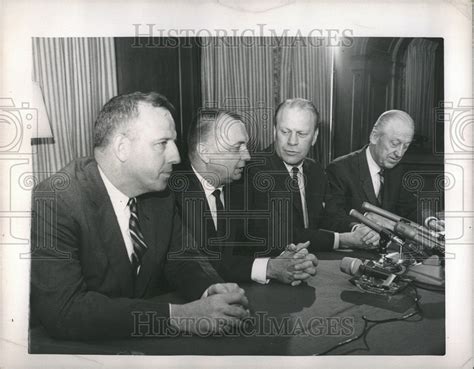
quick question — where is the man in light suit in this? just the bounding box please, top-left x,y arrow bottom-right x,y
325,109 -> 443,232
247,98 -> 379,256
171,109 -> 318,286
30,92 -> 249,340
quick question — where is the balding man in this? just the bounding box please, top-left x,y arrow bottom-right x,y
325,109 -> 431,233
171,109 -> 318,286
30,92 -> 249,340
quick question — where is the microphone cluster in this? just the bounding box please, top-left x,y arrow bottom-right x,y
361,202 -> 444,251
339,202 -> 445,294
350,202 -> 445,257
339,256 -> 409,295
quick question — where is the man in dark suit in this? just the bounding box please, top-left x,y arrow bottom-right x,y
247,98 -> 379,256
325,109 -> 442,232
30,92 -> 249,340
171,109 -> 318,286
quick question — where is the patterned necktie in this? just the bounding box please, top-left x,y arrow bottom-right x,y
377,169 -> 385,205
128,197 -> 148,275
212,189 -> 225,238
291,167 -> 304,227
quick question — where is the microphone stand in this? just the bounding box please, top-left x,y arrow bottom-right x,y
350,206 -> 445,288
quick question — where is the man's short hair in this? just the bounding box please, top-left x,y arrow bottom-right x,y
274,98 -> 320,130
371,109 -> 415,137
187,108 -> 243,159
93,91 -> 175,148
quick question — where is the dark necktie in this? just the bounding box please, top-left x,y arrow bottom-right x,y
128,197 -> 148,275
212,189 -> 225,238
291,167 -> 304,227
377,169 -> 385,205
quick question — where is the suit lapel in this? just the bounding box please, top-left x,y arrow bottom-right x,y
358,149 -> 379,205
382,166 -> 401,211
83,161 -> 134,297
302,159 -> 317,227
179,170 -> 218,258
268,151 -> 290,192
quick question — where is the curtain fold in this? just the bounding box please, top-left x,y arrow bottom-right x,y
202,37 -> 276,152
32,38 -> 117,181
280,39 -> 333,165
201,37 -> 334,166
404,39 -> 438,144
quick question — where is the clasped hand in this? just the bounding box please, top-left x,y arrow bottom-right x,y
170,282 -> 249,335
340,224 -> 380,249
267,241 -> 318,286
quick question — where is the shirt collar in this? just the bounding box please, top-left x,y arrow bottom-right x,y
191,165 -> 224,198
98,165 -> 129,210
366,146 -> 382,178
283,160 -> 304,176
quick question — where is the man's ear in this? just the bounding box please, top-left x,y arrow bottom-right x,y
197,143 -> 210,164
369,130 -> 378,145
112,134 -> 130,162
311,128 -> 319,146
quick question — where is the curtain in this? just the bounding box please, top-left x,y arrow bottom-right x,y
201,37 -> 334,166
404,39 -> 438,143
280,39 -> 334,165
32,38 -> 117,181
201,37 -> 276,152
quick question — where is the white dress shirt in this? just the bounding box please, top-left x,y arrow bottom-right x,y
191,166 -> 270,284
98,165 -> 135,263
283,161 -> 308,228
349,149 -> 383,234
282,161 -> 340,250
253,160 -> 341,282
191,166 -> 224,231
99,166 -> 208,317
366,147 -> 383,198
365,148 -> 437,230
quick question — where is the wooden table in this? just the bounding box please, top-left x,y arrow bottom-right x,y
29,252 -> 445,355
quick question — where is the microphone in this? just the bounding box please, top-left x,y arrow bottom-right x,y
394,222 -> 445,251
340,257 -> 398,287
361,202 -> 439,239
361,202 -> 401,222
349,209 -> 405,247
340,257 -> 392,278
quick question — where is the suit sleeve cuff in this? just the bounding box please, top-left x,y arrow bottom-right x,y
251,258 -> 270,284
200,288 -> 209,298
333,232 -> 340,249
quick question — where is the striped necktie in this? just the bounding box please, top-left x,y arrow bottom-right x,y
128,197 -> 148,275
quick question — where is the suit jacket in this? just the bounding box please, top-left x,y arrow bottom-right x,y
325,146 -> 417,232
30,157 -> 222,340
245,146 -> 335,256
170,165 -> 254,282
